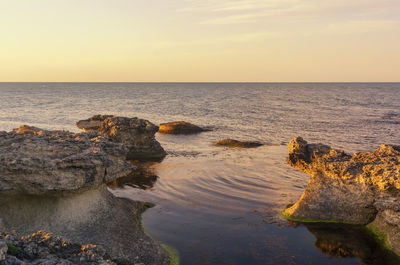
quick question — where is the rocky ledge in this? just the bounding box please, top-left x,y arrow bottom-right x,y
0,125 -> 132,195
283,137 -> 400,254
76,115 -> 166,160
158,121 -> 209,135
0,118 -> 169,265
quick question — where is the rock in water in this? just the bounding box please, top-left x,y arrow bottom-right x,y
76,115 -> 166,160
284,137 -> 400,254
213,139 -> 263,148
158,121 -> 208,134
0,126 -> 132,195
0,124 -> 169,264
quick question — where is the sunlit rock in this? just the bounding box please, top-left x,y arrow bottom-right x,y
0,124 -> 169,264
158,121 -> 209,134
77,115 -> 166,160
0,230 -> 116,264
0,126 -> 132,195
213,138 -> 263,148
284,137 -> 400,254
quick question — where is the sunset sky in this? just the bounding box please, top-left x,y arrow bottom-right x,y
0,0 -> 399,82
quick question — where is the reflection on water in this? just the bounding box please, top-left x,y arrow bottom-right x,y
303,223 -> 400,265
1,83 -> 399,264
108,162 -> 159,190
110,145 -> 400,265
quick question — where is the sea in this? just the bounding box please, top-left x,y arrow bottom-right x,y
1,82 -> 400,265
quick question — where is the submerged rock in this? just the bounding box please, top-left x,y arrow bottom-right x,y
77,115 -> 166,160
158,121 -> 208,134
284,137 -> 400,254
213,139 -> 263,148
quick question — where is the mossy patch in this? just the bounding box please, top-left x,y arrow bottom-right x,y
365,224 -> 392,251
138,201 -> 180,265
143,202 -> 156,210
6,242 -> 21,256
161,243 -> 180,265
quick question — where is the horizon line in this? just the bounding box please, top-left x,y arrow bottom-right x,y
0,81 -> 399,84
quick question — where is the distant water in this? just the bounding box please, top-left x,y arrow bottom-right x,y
1,82 -> 400,265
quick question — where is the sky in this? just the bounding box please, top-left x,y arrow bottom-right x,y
0,0 -> 399,82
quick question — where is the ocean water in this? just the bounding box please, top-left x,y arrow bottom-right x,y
1,82 -> 400,265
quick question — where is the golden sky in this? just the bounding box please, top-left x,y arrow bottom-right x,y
0,0 -> 399,82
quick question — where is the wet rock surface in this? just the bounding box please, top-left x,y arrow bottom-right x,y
213,139 -> 263,148
284,137 -> 400,254
76,115 -> 166,160
158,121 -> 209,134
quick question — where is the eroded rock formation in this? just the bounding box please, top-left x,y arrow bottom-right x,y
0,125 -> 132,195
0,123 -> 169,264
284,137 -> 400,254
158,121 -> 208,134
76,115 -> 166,160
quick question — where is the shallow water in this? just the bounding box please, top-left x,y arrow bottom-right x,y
1,82 -> 400,264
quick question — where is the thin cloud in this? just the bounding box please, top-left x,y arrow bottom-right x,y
179,0 -> 400,25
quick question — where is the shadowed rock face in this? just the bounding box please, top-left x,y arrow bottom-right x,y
284,137 -> 400,255
0,125 -> 133,196
0,187 -> 169,265
158,121 -> 208,134
213,139 -> 263,148
77,115 -> 166,160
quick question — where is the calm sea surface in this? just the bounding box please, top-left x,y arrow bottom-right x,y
1,83 -> 400,265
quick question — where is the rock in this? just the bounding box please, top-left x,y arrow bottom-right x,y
0,230 -> 116,265
0,123 -> 169,264
0,186 -> 169,265
284,137 -> 400,254
213,139 -> 263,148
0,240 -> 7,261
76,115 -> 166,160
0,126 -> 133,195
158,121 -> 208,134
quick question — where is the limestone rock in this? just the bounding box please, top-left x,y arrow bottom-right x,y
158,121 -> 209,134
0,187 -> 169,265
284,137 -> 400,254
213,139 -> 263,148
76,115 -> 166,160
0,230 -> 116,264
0,126 -> 133,196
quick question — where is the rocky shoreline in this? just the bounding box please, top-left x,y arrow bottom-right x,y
0,116 -> 170,265
283,137 -> 400,255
